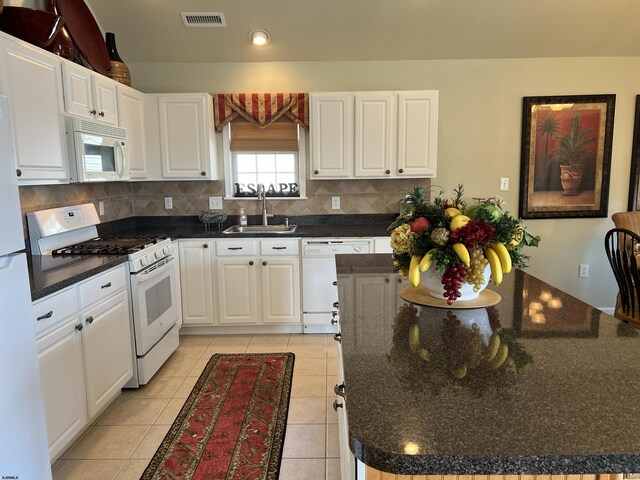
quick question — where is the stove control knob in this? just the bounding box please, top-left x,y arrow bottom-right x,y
140,256 -> 149,267
163,246 -> 171,256
155,250 -> 163,260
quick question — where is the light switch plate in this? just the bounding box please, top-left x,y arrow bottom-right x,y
209,196 -> 223,210
164,197 -> 173,209
500,177 -> 509,191
332,196 -> 340,210
579,264 -> 589,277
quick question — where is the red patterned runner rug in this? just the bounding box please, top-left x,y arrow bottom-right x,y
141,353 -> 295,480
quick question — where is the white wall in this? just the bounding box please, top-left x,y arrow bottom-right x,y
129,56 -> 640,309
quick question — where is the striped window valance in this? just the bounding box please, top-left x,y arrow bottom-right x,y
213,93 -> 309,133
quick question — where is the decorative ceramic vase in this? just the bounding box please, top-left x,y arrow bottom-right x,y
421,263 -> 491,301
105,32 -> 131,86
560,164 -> 584,196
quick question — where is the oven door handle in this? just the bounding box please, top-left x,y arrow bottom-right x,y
134,256 -> 175,285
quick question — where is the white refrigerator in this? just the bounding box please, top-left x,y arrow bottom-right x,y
0,96 -> 52,478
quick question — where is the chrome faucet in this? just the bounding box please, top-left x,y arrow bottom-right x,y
257,184 -> 273,226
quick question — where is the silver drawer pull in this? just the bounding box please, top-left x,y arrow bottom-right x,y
333,333 -> 341,343
36,310 -> 53,321
333,399 -> 343,411
334,383 -> 346,398
101,282 -> 112,289
228,247 -> 243,250
272,246 -> 287,250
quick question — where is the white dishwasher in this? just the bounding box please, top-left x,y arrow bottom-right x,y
301,238 -> 372,333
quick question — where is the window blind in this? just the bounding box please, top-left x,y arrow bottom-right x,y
230,118 -> 299,152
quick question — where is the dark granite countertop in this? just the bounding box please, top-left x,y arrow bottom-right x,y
28,254 -> 128,301
26,214 -> 393,301
335,254 -> 640,474
98,214 -> 393,239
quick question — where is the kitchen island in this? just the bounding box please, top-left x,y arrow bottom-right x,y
335,254 -> 640,477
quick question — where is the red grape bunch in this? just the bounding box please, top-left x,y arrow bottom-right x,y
441,263 -> 468,305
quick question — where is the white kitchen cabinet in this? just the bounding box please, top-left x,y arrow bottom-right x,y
354,92 -> 396,177
310,90 -> 438,179
217,257 -> 260,325
261,257 -> 300,324
36,298 -> 86,462
81,289 -> 132,418
310,93 -> 353,178
178,240 -> 216,326
61,60 -> 118,126
117,84 -> 147,179
34,264 -> 132,462
0,32 -> 68,184
155,93 -> 219,180
396,90 -> 438,177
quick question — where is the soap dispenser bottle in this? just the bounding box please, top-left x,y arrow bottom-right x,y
239,208 -> 247,226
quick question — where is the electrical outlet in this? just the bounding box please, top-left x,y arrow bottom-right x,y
579,264 -> 589,278
500,177 -> 509,191
332,196 -> 340,210
209,196 -> 223,210
164,197 -> 173,209
98,201 -> 104,216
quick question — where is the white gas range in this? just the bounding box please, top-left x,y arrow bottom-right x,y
27,204 -> 182,387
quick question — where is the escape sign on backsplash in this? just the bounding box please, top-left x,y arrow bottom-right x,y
234,183 -> 300,197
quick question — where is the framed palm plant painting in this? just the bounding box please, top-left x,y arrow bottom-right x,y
519,94 -> 616,219
628,95 -> 640,211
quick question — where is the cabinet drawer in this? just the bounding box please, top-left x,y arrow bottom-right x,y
78,265 -> 126,309
216,240 -> 256,256
33,287 -> 78,337
260,239 -> 299,256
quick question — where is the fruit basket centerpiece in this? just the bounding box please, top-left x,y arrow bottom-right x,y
389,184 -> 539,305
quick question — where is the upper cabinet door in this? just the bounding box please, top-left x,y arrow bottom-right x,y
62,61 -> 118,126
92,75 -> 118,126
61,62 -> 94,120
397,91 -> 438,177
157,93 -> 218,179
354,92 -> 396,178
0,34 -> 69,184
117,85 -> 147,179
310,93 -> 352,178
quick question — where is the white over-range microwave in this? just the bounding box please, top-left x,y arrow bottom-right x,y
66,117 -> 129,182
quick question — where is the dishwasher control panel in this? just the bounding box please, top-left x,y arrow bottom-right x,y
302,239 -> 372,256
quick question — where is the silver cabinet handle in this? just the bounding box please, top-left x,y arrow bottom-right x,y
333,333 -> 341,343
75,324 -> 83,331
90,109 -> 97,115
333,399 -> 343,411
228,247 -> 243,250
272,247 -> 287,250
37,310 -> 53,321
334,383 -> 346,398
99,111 -> 105,117
331,318 -> 338,325
333,301 -> 339,308
86,316 -> 94,324
101,282 -> 112,289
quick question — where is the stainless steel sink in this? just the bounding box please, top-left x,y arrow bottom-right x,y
223,224 -> 298,234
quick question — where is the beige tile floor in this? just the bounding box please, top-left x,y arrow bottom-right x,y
52,334 -> 341,480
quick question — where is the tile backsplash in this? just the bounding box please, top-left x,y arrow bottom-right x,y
19,178 -> 430,221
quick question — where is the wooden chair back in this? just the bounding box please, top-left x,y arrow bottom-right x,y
612,211 -> 640,234
605,227 -> 640,327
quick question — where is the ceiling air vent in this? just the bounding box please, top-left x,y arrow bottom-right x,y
181,12 -> 227,28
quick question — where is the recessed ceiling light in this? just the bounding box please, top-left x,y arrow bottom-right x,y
249,29 -> 270,46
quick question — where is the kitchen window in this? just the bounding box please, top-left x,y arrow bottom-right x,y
222,118 -> 306,199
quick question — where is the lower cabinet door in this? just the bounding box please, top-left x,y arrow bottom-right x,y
81,291 -> 133,419
37,317 -> 87,461
261,257 -> 300,324
216,257 -> 259,325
